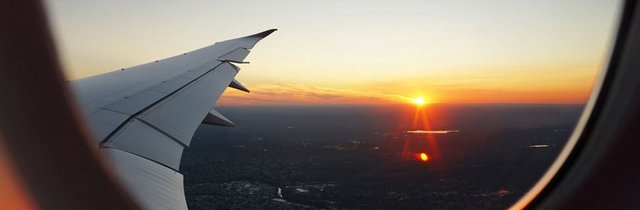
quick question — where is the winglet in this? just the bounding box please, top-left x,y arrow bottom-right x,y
229,79 -> 250,93
246,29 -> 277,38
203,109 -> 235,127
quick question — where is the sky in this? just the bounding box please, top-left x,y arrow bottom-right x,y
44,0 -> 621,105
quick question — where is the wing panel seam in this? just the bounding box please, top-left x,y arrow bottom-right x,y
102,147 -> 181,173
100,61 -> 226,146
135,118 -> 188,147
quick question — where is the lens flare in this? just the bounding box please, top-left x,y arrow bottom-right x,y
419,152 -> 429,162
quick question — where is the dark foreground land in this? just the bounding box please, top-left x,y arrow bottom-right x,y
181,104 -> 582,209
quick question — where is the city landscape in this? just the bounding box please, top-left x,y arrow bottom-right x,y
181,104 -> 582,209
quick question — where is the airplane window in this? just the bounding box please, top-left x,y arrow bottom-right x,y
44,0 -> 622,209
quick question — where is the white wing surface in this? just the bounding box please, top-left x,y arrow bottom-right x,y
69,29 -> 276,210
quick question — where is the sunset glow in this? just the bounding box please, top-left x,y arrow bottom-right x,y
400,97 -> 442,162
46,0 -> 619,105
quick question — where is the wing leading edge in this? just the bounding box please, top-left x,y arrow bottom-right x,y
69,29 -> 276,210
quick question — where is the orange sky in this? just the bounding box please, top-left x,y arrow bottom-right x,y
219,62 -> 601,105
45,0 -> 621,105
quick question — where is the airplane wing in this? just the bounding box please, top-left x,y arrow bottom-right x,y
68,29 -> 276,210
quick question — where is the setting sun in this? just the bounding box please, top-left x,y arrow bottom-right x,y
412,97 -> 427,106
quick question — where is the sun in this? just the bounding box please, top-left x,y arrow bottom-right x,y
411,96 -> 428,106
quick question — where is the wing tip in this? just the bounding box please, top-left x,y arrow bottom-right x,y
246,29 -> 277,38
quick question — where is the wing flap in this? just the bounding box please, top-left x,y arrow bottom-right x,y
104,119 -> 184,170
105,149 -> 187,210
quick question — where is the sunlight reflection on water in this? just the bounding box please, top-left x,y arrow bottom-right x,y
405,130 -> 460,134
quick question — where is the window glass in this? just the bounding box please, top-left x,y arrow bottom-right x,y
45,0 -> 621,209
